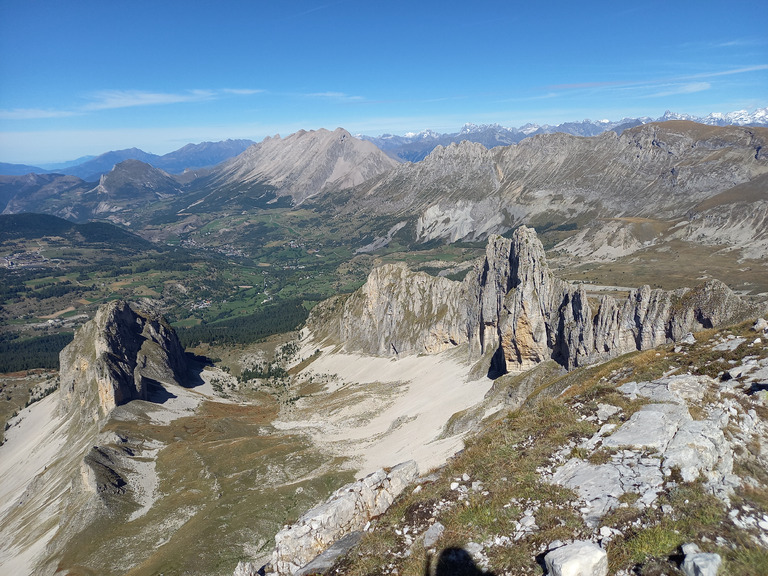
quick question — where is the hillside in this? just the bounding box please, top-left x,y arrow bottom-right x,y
315,318 -> 768,576
205,128 -> 400,205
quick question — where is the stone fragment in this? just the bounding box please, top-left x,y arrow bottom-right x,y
712,337 -> 746,352
423,522 -> 445,548
544,541 -> 608,576
596,404 -> 620,421
681,332 -> 697,345
233,561 -> 261,576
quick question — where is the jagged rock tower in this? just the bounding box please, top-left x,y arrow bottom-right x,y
59,300 -> 186,422
310,226 -> 754,374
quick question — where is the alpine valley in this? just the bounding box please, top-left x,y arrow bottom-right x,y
1,111 -> 767,576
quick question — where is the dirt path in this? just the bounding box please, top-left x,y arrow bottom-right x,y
39,305 -> 75,319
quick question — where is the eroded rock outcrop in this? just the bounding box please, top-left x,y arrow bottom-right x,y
270,461 -> 418,575
59,299 -> 186,422
312,226 -> 756,375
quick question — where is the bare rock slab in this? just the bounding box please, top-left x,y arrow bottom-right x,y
602,403 -> 691,452
294,531 -> 362,576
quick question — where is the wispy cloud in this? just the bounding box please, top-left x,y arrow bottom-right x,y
715,39 -> 766,48
684,64 -> 768,79
281,1 -> 348,21
82,89 -> 217,111
547,65 -> 767,97
221,88 -> 265,96
0,108 -> 80,120
1,88 -> 264,120
650,82 -> 711,98
307,91 -> 365,102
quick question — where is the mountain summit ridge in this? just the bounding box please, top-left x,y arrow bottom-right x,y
360,106 -> 768,162
310,226 -> 757,373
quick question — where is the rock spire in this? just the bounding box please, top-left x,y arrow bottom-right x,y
59,300 -> 186,422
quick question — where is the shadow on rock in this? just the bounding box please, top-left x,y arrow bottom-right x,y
179,352 -> 214,389
426,548 -> 495,576
145,378 -> 178,404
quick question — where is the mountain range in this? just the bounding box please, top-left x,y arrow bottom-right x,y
1,107 -> 766,177
360,107 -> 768,162
2,121 -> 767,294
0,139 -> 255,180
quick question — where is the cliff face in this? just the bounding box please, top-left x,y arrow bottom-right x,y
311,226 -> 755,373
59,300 -> 186,422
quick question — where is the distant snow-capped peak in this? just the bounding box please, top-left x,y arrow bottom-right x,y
403,129 -> 442,140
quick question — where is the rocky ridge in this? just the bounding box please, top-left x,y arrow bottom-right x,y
338,122 -> 768,259
310,226 -> 757,374
360,107 -> 768,162
59,299 -> 186,423
270,461 -> 419,575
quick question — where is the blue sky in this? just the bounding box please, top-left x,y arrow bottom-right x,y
1,0 -> 766,164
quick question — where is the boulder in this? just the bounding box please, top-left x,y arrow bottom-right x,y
544,541 -> 608,576
681,543 -> 722,576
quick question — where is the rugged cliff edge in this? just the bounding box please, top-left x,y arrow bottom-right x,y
59,299 -> 186,423
309,226 -> 757,374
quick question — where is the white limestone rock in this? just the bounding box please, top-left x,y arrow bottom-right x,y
681,542 -> 722,576
423,521 -> 445,548
233,560 -> 262,576
596,404 -> 620,421
663,419 -> 732,483
544,541 -> 608,576
681,332 -> 697,345
271,460 -> 418,575
602,403 -> 691,452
